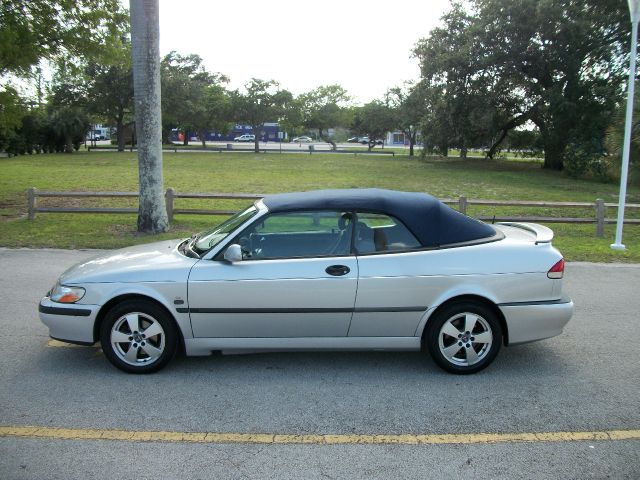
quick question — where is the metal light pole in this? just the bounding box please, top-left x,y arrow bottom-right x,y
612,0 -> 640,250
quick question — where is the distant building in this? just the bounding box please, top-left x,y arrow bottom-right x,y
385,131 -> 422,146
171,123 -> 283,143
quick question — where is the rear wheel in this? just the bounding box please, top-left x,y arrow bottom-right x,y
425,301 -> 502,374
100,299 -> 178,374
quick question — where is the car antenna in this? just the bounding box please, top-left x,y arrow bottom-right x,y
492,215 -> 496,224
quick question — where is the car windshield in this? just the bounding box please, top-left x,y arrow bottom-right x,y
193,205 -> 258,254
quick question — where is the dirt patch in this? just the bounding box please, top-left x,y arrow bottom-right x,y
0,197 -> 26,220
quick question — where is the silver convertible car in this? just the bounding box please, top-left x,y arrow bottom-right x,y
39,189 -> 573,374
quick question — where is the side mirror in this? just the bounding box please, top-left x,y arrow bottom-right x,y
223,244 -> 243,263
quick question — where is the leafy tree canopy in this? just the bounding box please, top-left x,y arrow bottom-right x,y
414,0 -> 632,169
352,101 -> 395,151
232,78 -> 293,152
298,85 -> 351,149
386,82 -> 429,156
161,51 -> 229,145
0,0 -> 129,76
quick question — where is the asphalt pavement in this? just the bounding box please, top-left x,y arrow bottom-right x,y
0,248 -> 638,479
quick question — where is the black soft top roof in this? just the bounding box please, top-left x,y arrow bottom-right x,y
262,188 -> 496,247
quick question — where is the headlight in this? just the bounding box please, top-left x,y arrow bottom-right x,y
50,283 -> 86,303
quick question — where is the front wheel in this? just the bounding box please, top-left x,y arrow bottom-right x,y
425,302 -> 502,374
100,300 -> 178,374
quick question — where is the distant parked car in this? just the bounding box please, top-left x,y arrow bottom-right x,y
292,136 -> 313,143
234,134 -> 255,142
346,137 -> 360,143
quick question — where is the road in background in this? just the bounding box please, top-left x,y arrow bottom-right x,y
87,139 -> 406,151
0,248 -> 638,479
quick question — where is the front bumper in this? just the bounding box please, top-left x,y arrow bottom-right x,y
39,297 -> 99,345
499,297 -> 574,345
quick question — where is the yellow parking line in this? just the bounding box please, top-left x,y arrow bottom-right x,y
1,426 -> 639,446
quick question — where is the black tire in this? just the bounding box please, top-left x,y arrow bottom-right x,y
425,301 -> 502,374
100,299 -> 178,374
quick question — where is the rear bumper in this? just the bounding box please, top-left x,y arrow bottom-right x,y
498,297 -> 574,345
39,297 -> 99,344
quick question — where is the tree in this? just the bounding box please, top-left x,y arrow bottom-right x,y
352,101 -> 395,151
85,53 -> 134,152
415,84 -> 452,156
0,0 -> 129,133
130,0 -> 168,233
0,87 -> 26,145
190,84 -> 232,148
298,85 -> 351,150
48,106 -> 89,153
479,0 -> 628,169
0,0 -> 129,76
277,96 -> 304,139
160,52 -> 229,146
386,83 -> 428,156
232,79 -> 293,153
414,3 -> 495,158
415,0 -> 631,170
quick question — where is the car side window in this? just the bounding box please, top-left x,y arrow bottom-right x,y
237,211 -> 354,260
354,213 -> 421,254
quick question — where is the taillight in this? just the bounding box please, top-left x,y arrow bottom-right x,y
547,259 -> 564,279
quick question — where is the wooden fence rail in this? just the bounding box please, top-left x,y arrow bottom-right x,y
26,187 -> 640,238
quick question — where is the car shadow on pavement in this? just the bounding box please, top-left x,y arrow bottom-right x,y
31,337 -> 573,380
165,341 -> 572,379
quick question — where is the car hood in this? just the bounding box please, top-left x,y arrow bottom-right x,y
59,239 -> 199,284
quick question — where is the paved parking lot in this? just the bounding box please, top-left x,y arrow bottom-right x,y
0,248 -> 638,479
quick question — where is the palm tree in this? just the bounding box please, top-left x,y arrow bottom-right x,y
49,107 -> 89,153
130,0 -> 168,233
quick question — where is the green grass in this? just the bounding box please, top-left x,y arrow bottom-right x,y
0,150 -> 638,261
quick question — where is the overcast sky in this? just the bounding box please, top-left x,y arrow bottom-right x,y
157,0 -> 451,104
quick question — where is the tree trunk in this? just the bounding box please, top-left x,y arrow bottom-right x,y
116,114 -> 125,152
487,129 -> 508,159
487,104 -> 540,160
536,117 -> 565,170
458,124 -> 468,158
65,135 -> 73,153
318,128 -> 336,150
543,139 -> 566,170
459,127 -> 469,158
130,0 -> 169,233
253,126 -> 260,153
408,131 -> 416,157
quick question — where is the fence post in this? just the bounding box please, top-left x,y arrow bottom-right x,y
458,195 -> 468,215
165,188 -> 175,223
27,187 -> 37,220
595,198 -> 605,238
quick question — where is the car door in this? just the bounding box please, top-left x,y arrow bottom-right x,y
349,212 -> 429,337
188,210 -> 358,338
